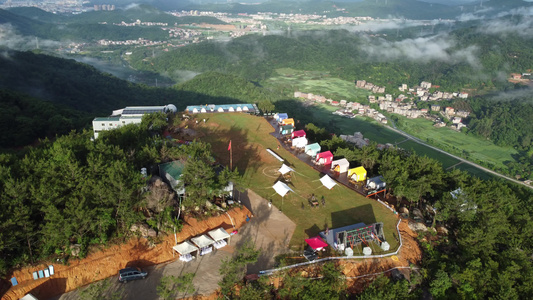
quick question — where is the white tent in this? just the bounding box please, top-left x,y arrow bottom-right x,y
320,175 -> 337,190
208,227 -> 231,249
218,107 -> 224,112
292,137 -> 308,148
207,227 -> 231,243
278,164 -> 294,175
191,235 -> 215,249
173,241 -> 198,255
273,181 -> 294,197
331,158 -> 350,173
191,235 -> 215,256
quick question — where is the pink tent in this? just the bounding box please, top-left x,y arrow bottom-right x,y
305,237 -> 328,250
316,151 -> 333,165
291,130 -> 306,139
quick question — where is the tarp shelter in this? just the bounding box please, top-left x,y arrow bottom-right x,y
276,113 -> 288,123
331,158 -> 350,173
207,227 -> 231,247
316,151 -> 334,165
348,166 -> 367,182
282,118 -> 295,126
191,235 -> 215,256
273,181 -> 294,197
367,176 -> 386,190
173,241 -> 199,258
278,164 -> 294,175
291,130 -> 306,139
305,237 -> 329,251
320,175 -> 337,190
305,143 -> 321,157
280,124 -> 294,135
292,137 -> 308,148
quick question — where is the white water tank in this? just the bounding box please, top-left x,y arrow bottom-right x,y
363,247 -> 372,256
344,247 -> 353,257
381,241 -> 390,251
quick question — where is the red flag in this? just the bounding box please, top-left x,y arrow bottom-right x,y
228,140 -> 232,151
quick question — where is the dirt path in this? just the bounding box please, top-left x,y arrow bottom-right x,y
49,190 -> 296,300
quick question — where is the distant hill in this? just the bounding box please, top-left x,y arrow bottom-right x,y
174,71 -> 282,103
0,49 -> 265,148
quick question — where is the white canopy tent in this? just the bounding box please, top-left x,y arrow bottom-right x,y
278,164 -> 294,175
173,241 -> 199,262
320,175 -> 337,190
208,227 -> 231,249
273,181 -> 294,197
191,235 -> 215,256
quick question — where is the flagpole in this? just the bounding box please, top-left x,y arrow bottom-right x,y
230,140 -> 233,171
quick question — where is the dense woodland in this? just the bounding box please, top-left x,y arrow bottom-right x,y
0,113 -> 238,277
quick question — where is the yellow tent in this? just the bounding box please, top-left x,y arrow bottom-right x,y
348,166 -> 367,182
282,118 -> 295,126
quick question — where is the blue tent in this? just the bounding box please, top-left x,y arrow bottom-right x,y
305,143 -> 321,157
277,113 -> 288,123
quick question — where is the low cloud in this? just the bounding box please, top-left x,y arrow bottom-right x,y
0,24 -> 62,51
124,3 -> 141,10
479,16 -> 533,37
342,19 -> 452,32
359,34 -> 480,67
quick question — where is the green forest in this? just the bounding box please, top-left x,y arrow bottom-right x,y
0,113 -> 238,276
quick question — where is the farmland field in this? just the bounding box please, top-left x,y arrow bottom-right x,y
395,117 -> 518,171
192,113 -> 400,252
265,68 -> 372,103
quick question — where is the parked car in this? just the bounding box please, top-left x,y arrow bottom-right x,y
118,267 -> 147,282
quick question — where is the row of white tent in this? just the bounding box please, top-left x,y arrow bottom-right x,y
272,164 -> 338,199
172,227 -> 231,261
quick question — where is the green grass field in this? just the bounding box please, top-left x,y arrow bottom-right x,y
396,117 -> 518,170
194,113 -> 400,252
265,68 -> 372,103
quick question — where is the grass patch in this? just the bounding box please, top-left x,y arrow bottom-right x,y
265,68 -> 372,103
194,113 -> 400,251
396,117 -> 518,170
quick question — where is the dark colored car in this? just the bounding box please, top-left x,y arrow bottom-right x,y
118,267 -> 147,282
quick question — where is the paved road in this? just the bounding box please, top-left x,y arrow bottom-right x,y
52,189 -> 296,300
386,119 -> 532,190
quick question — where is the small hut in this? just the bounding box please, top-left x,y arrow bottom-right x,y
305,143 -> 321,157
331,158 -> 350,173
282,118 -> 295,126
292,137 -> 308,148
316,151 -> 333,165
280,124 -> 294,135
348,166 -> 367,182
291,130 -> 306,139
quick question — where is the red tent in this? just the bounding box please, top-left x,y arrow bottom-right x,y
291,130 -> 306,139
316,151 -> 333,165
305,237 -> 328,250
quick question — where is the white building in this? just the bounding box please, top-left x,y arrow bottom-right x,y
92,104 -> 177,139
